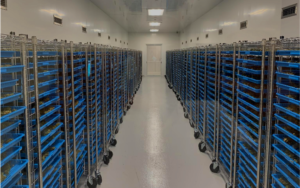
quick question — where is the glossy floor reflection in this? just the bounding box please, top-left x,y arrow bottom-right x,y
100,76 -> 225,188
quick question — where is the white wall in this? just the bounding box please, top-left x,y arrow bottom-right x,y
1,0 -> 128,47
180,0 -> 300,48
128,33 -> 180,76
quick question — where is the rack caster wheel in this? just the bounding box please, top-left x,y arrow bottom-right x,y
199,142 -> 206,153
194,132 -> 200,139
95,171 -> 102,185
110,138 -> 117,146
87,176 -> 97,188
183,108 -> 186,112
123,111 -> 127,116
181,102 -> 183,106
177,97 -> 180,101
129,100 -> 133,105
225,183 -> 232,188
210,162 -> 219,173
184,113 -> 188,119
103,155 -> 110,165
120,117 -> 123,124
108,150 -> 113,159
127,105 -> 131,111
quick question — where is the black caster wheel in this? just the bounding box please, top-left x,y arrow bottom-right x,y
103,155 -> 110,165
110,139 -> 117,146
177,97 -> 180,101
225,183 -> 232,188
95,172 -> 102,185
184,113 -> 188,119
194,132 -> 200,139
87,176 -> 97,188
127,105 -> 131,111
210,162 -> 219,173
124,111 -> 127,116
199,142 -> 206,153
129,100 -> 133,105
181,102 -> 183,106
120,117 -> 123,124
135,91 -> 137,94
183,108 -> 186,112
108,150 -> 113,159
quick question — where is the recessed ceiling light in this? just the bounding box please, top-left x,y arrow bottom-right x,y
148,9 -> 164,16
150,29 -> 159,32
149,22 -> 161,26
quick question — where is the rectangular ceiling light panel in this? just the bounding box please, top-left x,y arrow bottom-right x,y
149,22 -> 161,26
148,9 -> 164,16
150,29 -> 159,32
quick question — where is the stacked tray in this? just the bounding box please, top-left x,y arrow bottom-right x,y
1,38 -> 28,188
236,45 -> 267,188
198,49 -> 205,134
205,50 -> 218,151
190,50 -> 197,125
272,43 -> 300,188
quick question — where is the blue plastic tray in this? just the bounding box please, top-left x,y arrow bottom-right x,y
29,60 -> 57,68
0,159 -> 28,188
35,140 -> 64,167
277,71 -> 300,81
1,133 -> 24,153
272,174 -> 289,188
1,120 -> 21,136
7,173 -> 23,188
274,114 -> 299,131
275,164 -> 300,188
238,148 -> 257,170
237,74 -> 266,85
1,146 -> 22,167
273,134 -> 300,157
275,124 -> 299,143
276,61 -> 300,68
277,93 -> 300,105
1,79 -> 18,89
273,144 -> 300,170
275,153 -> 300,179
276,50 -> 300,56
276,82 -> 300,94
274,103 -> 300,119
1,65 -> 24,74
1,51 -> 20,58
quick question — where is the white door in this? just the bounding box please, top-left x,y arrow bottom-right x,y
147,45 -> 162,75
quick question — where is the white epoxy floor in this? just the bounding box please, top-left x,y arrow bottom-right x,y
100,76 -> 225,188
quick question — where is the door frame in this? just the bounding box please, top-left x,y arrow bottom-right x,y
146,44 -> 162,76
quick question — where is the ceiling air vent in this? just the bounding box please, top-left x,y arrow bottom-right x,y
108,36 -> 110,40
240,21 -> 247,30
53,15 -> 62,26
206,34 -> 209,39
186,41 -> 187,44
282,4 -> 297,19
1,0 -> 7,10
219,29 -> 223,35
197,37 -> 199,41
190,39 -> 192,42
82,26 -> 87,33
120,40 -> 122,43
115,38 -> 117,42
98,33 -> 101,37
182,42 -> 183,45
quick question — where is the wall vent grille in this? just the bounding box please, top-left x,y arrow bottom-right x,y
1,0 -> 7,10
282,4 -> 297,19
98,33 -> 101,37
82,26 -> 87,33
219,29 -> 223,35
53,16 -> 62,25
206,34 -> 209,38
240,21 -> 247,30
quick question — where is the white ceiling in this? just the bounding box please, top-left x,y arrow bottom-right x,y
91,0 -> 223,33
